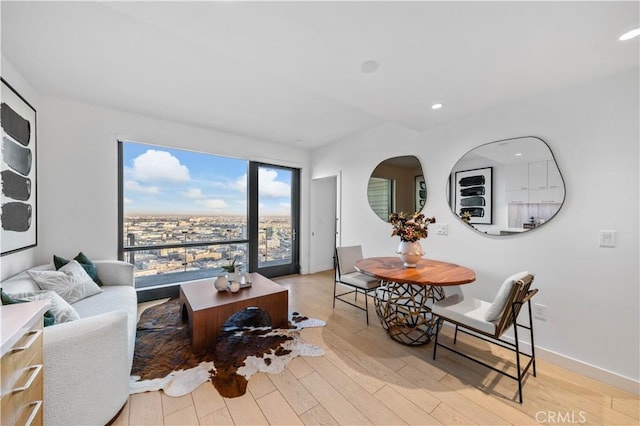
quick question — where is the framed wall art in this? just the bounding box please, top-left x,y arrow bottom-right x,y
1,78 -> 37,255
414,175 -> 426,212
454,167 -> 492,225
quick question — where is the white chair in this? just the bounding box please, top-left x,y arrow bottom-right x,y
334,245 -> 381,324
432,271 -> 537,403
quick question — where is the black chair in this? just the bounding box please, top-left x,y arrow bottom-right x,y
432,272 -> 538,403
334,245 -> 381,324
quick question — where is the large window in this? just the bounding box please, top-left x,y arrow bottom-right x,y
118,141 -> 299,289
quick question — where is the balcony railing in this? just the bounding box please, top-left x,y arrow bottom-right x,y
122,237 -> 249,289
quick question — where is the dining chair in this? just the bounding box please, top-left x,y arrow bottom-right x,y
431,271 -> 538,403
334,245 -> 381,324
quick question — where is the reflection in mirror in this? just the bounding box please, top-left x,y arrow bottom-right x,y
449,137 -> 565,236
368,155 -> 425,222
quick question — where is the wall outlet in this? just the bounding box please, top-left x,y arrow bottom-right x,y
533,303 -> 547,321
436,224 -> 448,235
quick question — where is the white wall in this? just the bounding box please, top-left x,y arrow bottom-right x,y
0,67 -> 311,279
311,69 -> 640,389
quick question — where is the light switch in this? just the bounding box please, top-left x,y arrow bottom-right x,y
599,230 -> 616,248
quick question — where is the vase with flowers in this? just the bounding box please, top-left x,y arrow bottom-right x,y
389,212 -> 436,267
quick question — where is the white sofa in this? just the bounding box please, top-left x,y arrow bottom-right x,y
1,260 -> 137,426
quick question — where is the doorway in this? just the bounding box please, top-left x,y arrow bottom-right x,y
249,162 -> 300,277
310,174 -> 340,273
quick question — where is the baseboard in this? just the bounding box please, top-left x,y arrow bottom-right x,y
535,346 -> 639,395
308,263 -> 334,274
439,322 -> 639,395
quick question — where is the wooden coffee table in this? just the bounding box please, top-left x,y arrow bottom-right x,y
180,272 -> 289,352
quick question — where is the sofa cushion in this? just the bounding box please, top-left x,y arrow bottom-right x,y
484,271 -> 530,321
9,290 -> 80,324
28,260 -> 103,304
1,265 -> 54,294
54,252 -> 103,286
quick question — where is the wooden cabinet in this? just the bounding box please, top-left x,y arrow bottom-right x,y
528,161 -> 548,190
505,160 -> 564,204
529,187 -> 565,203
505,163 -> 529,190
547,160 -> 563,189
505,189 -> 528,204
1,300 -> 49,426
528,160 -> 564,203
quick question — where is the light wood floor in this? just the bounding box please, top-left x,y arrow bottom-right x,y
114,271 -> 639,425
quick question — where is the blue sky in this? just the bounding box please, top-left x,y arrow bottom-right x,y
122,141 -> 291,216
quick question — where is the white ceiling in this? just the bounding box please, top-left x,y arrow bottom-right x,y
2,1 -> 638,149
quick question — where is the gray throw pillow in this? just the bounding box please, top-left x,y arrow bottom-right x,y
28,260 -> 103,304
9,290 -> 81,323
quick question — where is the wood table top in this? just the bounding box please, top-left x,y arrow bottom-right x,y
355,257 -> 476,286
180,272 -> 288,311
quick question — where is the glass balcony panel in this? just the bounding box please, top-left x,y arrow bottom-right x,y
128,243 -> 249,289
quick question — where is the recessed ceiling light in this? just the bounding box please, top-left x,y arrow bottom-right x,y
515,153 -> 523,156
361,60 -> 379,74
431,103 -> 443,110
619,27 -> 640,41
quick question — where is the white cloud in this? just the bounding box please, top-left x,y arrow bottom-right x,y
183,188 -> 205,199
258,169 -> 290,198
125,180 -> 160,194
124,197 -> 133,205
195,199 -> 228,211
131,149 -> 190,182
230,174 -> 247,192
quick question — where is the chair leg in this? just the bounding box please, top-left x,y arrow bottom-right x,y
528,299 -> 537,377
432,318 -> 441,360
513,310 -> 524,404
364,289 -> 369,325
332,281 -> 337,308
453,324 -> 459,344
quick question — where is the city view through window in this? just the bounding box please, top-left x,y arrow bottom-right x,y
120,142 -> 293,287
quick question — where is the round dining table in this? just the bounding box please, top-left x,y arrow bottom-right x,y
355,256 -> 475,345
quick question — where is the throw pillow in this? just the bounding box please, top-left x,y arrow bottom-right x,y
1,289 -> 56,326
53,252 -> 103,286
8,290 -> 80,324
28,260 -> 103,304
484,271 -> 530,322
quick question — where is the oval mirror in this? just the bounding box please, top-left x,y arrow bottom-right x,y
368,155 -> 425,222
448,137 -> 565,236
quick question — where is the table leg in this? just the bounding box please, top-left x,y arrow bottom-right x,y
373,282 -> 445,345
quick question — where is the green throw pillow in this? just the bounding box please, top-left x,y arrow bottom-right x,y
1,289 -> 56,327
53,252 -> 103,286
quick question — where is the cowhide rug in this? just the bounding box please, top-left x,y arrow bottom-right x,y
129,298 -> 325,398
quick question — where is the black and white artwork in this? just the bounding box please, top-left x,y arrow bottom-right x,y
455,167 -> 492,225
1,78 -> 37,255
415,175 -> 426,212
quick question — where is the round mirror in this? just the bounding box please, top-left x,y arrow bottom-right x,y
448,137 -> 565,236
368,155 -> 425,222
